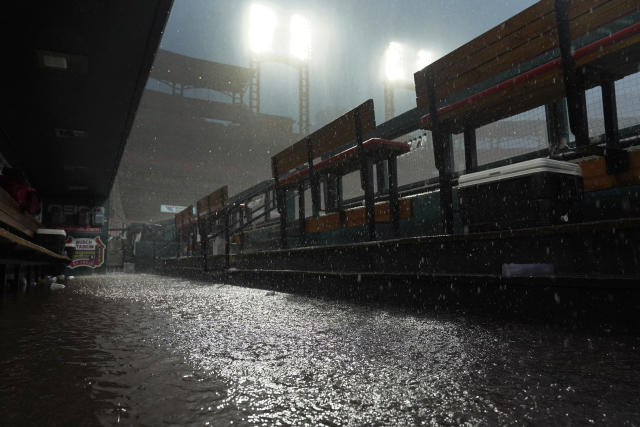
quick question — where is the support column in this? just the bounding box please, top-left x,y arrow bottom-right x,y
388,155 -> 400,236
306,137 -> 321,217
201,201 -> 210,271
298,63 -> 310,136
376,161 -> 389,195
383,83 -> 395,121
224,210 -> 231,268
363,158 -> 376,240
463,127 -> 478,173
602,78 -> 629,174
192,219 -> 198,257
439,133 -> 455,234
298,185 -> 306,241
356,110 -> 375,240
545,99 -> 570,155
426,67 -> 454,234
201,226 -> 208,271
555,0 -> 589,147
602,79 -> 619,148
272,157 -> 288,249
264,190 -> 271,221
378,82 -> 393,195
249,59 -> 260,114
336,177 -> 346,227
175,216 -> 180,258
325,177 -> 337,212
278,189 -> 288,248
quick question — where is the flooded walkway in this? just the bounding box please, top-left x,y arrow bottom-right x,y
1,274 -> 639,425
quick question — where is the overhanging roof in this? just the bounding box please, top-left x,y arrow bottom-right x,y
149,49 -> 254,94
0,0 -> 173,200
140,90 -> 295,126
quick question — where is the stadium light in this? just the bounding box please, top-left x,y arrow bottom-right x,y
249,4 -> 277,54
416,49 -> 433,71
384,42 -> 404,82
290,14 -> 311,61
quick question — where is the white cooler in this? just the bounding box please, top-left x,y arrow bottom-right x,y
35,229 -> 67,254
458,158 -> 583,232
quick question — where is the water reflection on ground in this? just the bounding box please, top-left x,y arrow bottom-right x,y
1,274 -> 639,425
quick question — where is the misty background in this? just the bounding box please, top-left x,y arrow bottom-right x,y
159,0 -> 538,129
113,0 -> 640,223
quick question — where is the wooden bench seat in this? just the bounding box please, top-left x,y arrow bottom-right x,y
579,150 -> 640,191
278,138 -> 409,188
0,186 -> 70,267
0,228 -> 70,263
413,0 -> 640,234
272,99 -> 410,247
419,17 -> 640,133
416,0 -> 640,123
272,100 -> 376,181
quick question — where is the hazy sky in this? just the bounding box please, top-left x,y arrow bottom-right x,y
159,0 -> 538,130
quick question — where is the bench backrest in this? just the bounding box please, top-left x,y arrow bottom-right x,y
414,0 -> 640,129
196,185 -> 228,217
272,99 -> 376,178
174,205 -> 194,232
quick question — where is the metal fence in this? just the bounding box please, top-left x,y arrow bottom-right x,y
390,71 -> 640,188
303,71 -> 640,209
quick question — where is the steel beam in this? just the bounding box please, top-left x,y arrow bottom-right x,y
463,127 -> 478,173
602,79 -> 619,148
356,110 -> 376,240
298,63 -> 310,135
545,99 -> 570,155
388,155 -> 400,236
224,211 -> 231,268
554,0 -> 589,147
426,67 -> 454,234
298,185 -> 306,241
306,136 -> 321,217
272,157 -> 288,249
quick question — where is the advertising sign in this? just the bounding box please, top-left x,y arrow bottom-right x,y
43,198 -> 109,274
161,204 -> 187,214
66,236 -> 106,269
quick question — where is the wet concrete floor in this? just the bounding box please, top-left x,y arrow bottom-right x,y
1,273 -> 639,425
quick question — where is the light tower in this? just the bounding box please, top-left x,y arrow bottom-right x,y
383,43 -> 432,121
249,58 -> 260,113
247,4 -> 311,135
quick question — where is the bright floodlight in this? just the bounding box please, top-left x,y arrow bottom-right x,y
290,14 -> 311,60
249,4 -> 277,54
384,42 -> 404,81
416,49 -> 433,71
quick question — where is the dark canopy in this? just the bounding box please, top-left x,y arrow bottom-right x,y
0,0 -> 174,200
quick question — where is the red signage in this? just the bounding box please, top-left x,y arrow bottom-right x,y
66,236 -> 105,269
